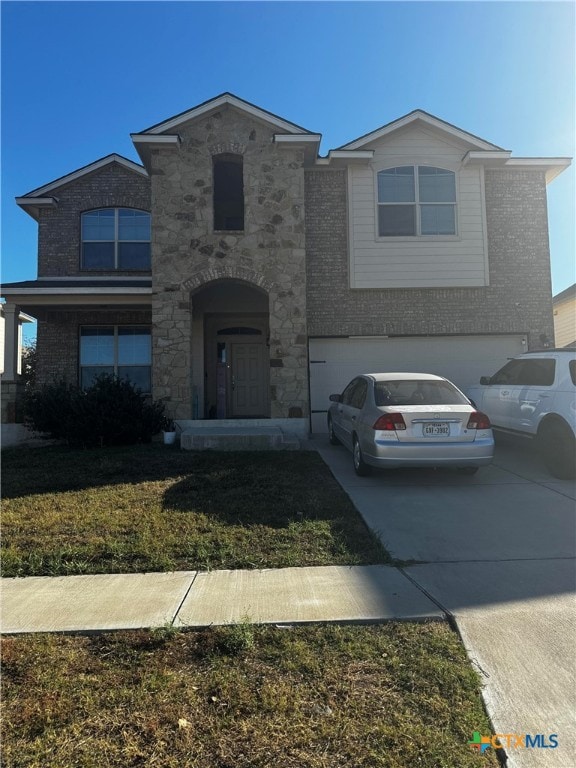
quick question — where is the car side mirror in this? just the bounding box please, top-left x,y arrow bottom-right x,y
479,376 -> 492,385
329,394 -> 341,402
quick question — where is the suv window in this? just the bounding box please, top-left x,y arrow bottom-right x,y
490,358 -> 555,386
518,359 -> 555,386
490,359 -> 525,385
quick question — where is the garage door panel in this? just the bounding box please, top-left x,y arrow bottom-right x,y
309,335 -> 527,433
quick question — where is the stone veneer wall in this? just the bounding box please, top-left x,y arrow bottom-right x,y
149,106 -> 308,420
36,310 -> 152,386
305,167 -> 554,348
37,163 -> 151,277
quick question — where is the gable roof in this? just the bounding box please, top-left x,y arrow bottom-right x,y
134,92 -> 316,136
338,109 -> 506,151
18,154 -> 147,199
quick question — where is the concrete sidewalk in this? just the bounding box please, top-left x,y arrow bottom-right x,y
0,564 -> 444,634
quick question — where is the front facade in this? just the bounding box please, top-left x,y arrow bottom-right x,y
2,94 -> 571,433
553,284 -> 576,348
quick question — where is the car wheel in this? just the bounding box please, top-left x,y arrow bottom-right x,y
353,436 -> 371,476
327,416 -> 340,446
458,466 -> 479,475
538,421 -> 576,480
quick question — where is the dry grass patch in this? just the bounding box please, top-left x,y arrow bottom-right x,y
2,622 -> 499,768
2,445 -> 387,577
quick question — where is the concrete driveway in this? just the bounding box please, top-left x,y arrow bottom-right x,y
316,436 -> 576,768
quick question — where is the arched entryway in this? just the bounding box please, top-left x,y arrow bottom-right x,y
191,279 -> 270,419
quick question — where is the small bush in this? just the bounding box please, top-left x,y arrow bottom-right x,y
24,375 -> 166,446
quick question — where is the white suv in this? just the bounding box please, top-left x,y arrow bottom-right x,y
467,350 -> 576,479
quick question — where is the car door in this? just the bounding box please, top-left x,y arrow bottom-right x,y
514,358 -> 556,434
481,359 -> 526,429
335,378 -> 364,448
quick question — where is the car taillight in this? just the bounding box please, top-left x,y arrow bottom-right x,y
373,413 -> 407,431
467,411 -> 491,430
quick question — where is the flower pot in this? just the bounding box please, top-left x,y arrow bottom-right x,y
163,430 -> 177,445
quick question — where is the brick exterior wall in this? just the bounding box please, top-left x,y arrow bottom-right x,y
37,163 -> 151,276
305,167 -> 554,348
36,310 -> 152,386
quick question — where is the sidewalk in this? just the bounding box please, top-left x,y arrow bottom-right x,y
0,564 -> 444,634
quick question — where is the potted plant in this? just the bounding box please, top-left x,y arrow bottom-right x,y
162,418 -> 177,445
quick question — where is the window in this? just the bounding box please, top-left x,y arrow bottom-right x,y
81,208 -> 151,270
377,166 -> 456,236
374,379 -> 469,406
80,326 -> 151,392
213,154 -> 244,231
490,358 -> 555,387
341,377 -> 367,408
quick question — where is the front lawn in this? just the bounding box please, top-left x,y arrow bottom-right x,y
1,622 -> 499,768
2,445 -> 387,577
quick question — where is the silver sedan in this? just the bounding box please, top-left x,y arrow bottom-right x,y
327,372 -> 494,475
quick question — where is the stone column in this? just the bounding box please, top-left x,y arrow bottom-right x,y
152,287 -> 193,419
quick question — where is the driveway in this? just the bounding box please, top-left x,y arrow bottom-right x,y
316,436 -> 576,768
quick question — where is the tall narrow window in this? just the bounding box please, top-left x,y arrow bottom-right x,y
377,166 -> 456,236
213,154 -> 244,231
81,208 -> 151,270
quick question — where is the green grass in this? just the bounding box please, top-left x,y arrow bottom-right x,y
1,623 -> 499,768
1,444 -> 388,577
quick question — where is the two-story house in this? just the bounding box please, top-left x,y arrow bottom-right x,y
2,93 -> 571,436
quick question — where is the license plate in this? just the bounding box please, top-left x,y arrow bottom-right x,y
422,422 -> 450,436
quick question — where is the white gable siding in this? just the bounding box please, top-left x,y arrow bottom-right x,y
348,125 -> 489,288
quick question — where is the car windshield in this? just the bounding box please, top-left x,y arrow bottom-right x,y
374,379 -> 470,406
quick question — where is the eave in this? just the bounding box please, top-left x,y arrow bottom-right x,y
16,154 -> 148,221
314,150 -> 374,167
273,134 -> 322,165
503,157 -> 572,184
14,196 -> 59,221
131,134 -> 181,170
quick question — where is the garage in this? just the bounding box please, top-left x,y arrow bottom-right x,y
309,334 -> 527,433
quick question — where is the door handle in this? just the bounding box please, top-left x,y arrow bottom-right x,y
352,415 -> 357,421
501,390 -> 510,396
231,375 -> 236,391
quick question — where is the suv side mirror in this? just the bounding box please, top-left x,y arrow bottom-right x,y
329,394 -> 341,402
479,376 -> 492,385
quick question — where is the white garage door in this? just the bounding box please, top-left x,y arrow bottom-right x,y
309,334 -> 527,433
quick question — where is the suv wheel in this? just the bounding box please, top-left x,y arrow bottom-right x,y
353,436 -> 371,476
538,420 -> 576,480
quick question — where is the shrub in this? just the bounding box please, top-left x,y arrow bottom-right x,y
24,375 -> 167,446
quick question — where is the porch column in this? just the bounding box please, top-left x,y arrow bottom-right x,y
2,303 -> 21,381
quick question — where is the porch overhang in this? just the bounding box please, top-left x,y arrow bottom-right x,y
1,278 -> 152,317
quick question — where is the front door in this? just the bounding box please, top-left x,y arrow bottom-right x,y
231,342 -> 266,417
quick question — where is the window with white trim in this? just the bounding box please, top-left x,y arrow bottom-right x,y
79,326 -> 151,392
377,166 -> 456,236
81,208 -> 151,270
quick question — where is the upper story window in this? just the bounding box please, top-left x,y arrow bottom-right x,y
377,166 -> 456,237
213,154 -> 244,231
81,208 -> 151,270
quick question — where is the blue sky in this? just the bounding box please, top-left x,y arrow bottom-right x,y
2,0 -> 574,341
